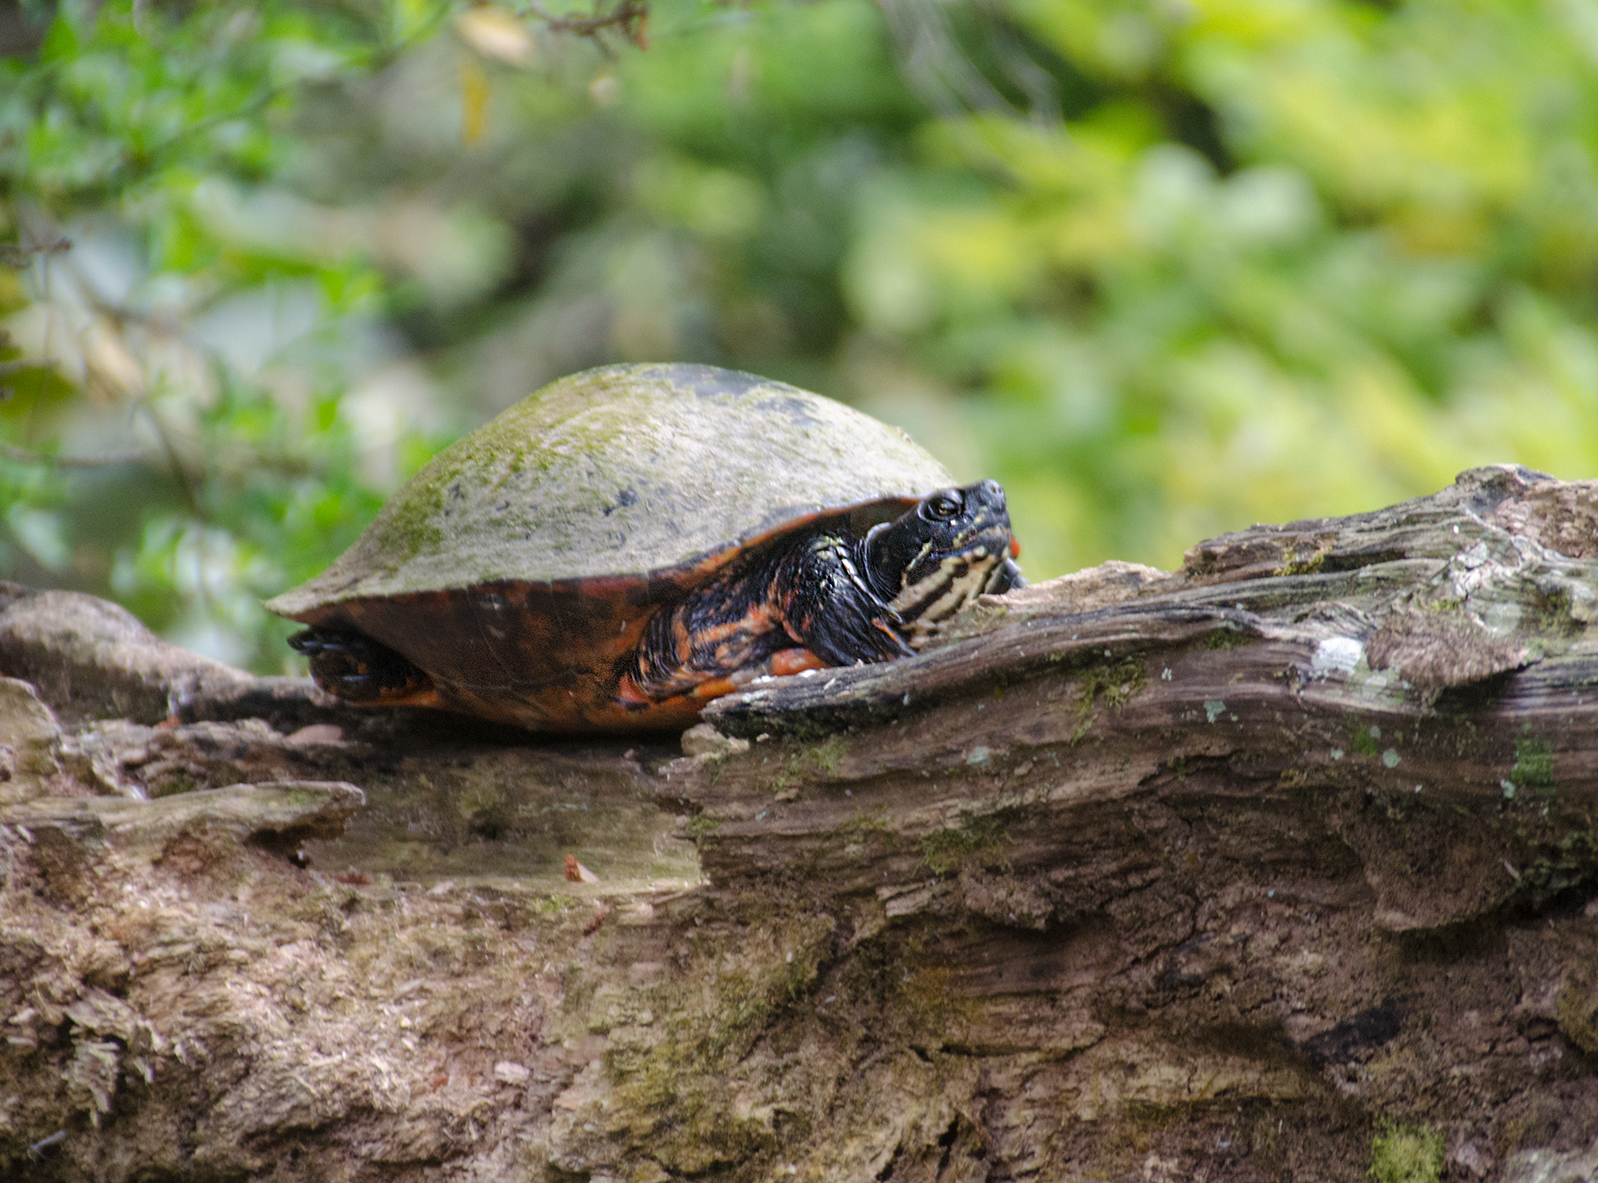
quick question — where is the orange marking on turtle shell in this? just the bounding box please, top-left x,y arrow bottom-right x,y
1009,537 -> 1021,559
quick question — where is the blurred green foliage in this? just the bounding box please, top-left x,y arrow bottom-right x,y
2,0 -> 1595,671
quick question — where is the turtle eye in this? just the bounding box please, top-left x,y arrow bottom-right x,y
923,492 -> 962,521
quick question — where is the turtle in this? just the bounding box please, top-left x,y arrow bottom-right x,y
266,363 -> 1024,732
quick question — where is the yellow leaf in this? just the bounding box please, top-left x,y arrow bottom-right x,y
84,319 -> 144,398
454,6 -> 535,65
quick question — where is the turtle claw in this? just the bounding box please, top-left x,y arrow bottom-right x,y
289,627 -> 436,705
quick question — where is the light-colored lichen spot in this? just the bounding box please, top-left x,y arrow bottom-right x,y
1311,636 -> 1363,678
1382,749 -> 1400,768
1567,581 -> 1597,622
1479,600 -> 1523,636
966,747 -> 990,766
1204,701 -> 1226,723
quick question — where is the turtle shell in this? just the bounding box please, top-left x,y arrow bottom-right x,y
266,363 -> 955,730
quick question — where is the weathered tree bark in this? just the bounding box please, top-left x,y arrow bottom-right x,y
3,464 -> 1598,1182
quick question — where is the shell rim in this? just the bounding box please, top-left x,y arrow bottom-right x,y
267,493 -> 921,623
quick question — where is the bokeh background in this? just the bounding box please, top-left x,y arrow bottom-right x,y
2,0 -> 1596,672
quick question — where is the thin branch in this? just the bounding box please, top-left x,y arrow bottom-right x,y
523,0 -> 649,51
0,237 -> 71,269
0,441 -> 148,468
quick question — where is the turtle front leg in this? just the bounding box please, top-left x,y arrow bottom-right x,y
771,533 -> 913,667
616,528 -> 907,709
617,538 -> 880,709
618,567 -> 798,706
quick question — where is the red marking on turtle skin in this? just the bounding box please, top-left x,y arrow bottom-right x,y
614,673 -> 654,707
373,684 -> 446,709
689,675 -> 740,700
770,647 -> 826,677
694,607 -> 779,651
1009,537 -> 1021,559
872,618 -> 903,645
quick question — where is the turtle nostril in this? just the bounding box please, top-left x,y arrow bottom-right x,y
982,479 -> 1004,506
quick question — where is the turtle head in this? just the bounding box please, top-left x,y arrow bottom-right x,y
862,479 -> 1024,646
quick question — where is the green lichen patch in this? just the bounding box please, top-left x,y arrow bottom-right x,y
805,736 -> 847,776
766,736 -> 851,797
1526,578 -> 1589,638
921,815 -> 1012,877
531,892 -> 578,917
1274,546 -> 1329,577
1071,659 -> 1148,745
1369,1120 -> 1443,1183
685,813 -> 723,841
1512,735 -> 1554,793
1351,725 -> 1382,758
1204,626 -> 1252,649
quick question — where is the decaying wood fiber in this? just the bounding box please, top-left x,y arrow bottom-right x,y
3,464 -> 1598,1182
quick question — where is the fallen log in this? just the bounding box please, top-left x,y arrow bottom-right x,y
2,464 -> 1596,1182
